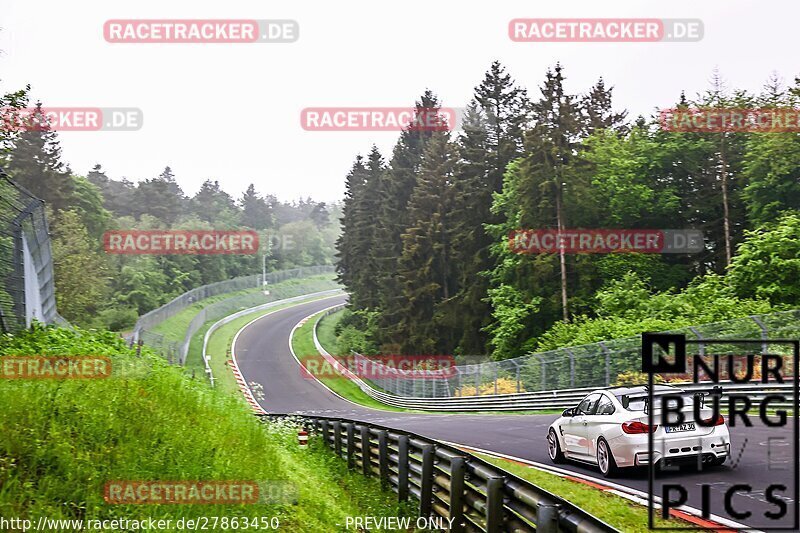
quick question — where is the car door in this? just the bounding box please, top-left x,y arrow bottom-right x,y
563,393 -> 602,457
584,393 -> 615,461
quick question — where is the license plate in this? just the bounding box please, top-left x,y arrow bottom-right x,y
665,422 -> 696,433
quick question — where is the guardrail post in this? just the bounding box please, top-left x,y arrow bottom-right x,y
397,435 -> 409,501
536,502 -> 558,533
333,421 -> 342,457
449,457 -> 466,533
485,477 -> 504,533
360,425 -> 371,476
346,423 -> 356,469
321,420 -> 330,448
378,430 -> 389,487
419,444 -> 434,518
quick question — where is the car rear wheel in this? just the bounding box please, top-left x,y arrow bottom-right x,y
547,429 -> 565,464
597,438 -> 619,478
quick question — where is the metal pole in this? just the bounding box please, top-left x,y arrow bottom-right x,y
449,457 -> 466,533
536,503 -> 559,533
599,342 -> 610,386
360,425 -> 371,476
333,421 -> 342,457
397,435 -> 409,501
378,430 -> 389,487
566,348 -> 575,388
321,420 -> 330,448
419,444 -> 434,519
749,315 -> 769,356
346,423 -> 356,469
486,477 -> 504,532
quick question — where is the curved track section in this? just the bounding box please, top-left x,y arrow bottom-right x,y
234,296 -> 796,530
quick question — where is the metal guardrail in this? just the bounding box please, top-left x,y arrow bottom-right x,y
132,265 -> 335,363
0,167 -> 63,333
200,289 -> 344,385
262,413 -> 618,533
311,306 -> 797,412
344,309 -> 800,399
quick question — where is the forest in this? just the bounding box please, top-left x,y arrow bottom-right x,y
1,95 -> 339,331
335,61 -> 800,359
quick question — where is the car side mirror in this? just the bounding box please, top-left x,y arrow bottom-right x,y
562,408 -> 573,417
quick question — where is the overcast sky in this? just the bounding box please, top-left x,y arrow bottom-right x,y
0,0 -> 796,203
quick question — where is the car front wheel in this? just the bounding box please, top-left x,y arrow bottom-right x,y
547,428 -> 565,464
597,438 -> 619,478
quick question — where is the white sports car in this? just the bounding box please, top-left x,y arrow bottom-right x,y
547,384 -> 730,477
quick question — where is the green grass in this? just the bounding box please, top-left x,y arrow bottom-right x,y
0,325 -> 417,532
316,309 -> 342,355
292,312 -> 407,412
301,308 -> 566,416
150,273 -> 338,343
473,452 -> 691,532
204,294 -> 345,396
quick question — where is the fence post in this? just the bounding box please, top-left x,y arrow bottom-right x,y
360,425 -> 371,476
515,362 -> 521,393
378,430 -> 389,487
749,315 -> 769,355
333,421 -> 342,457
689,326 -> 705,357
599,342 -> 610,386
449,457 -> 466,533
493,365 -> 499,395
419,444 -> 434,519
397,435 -> 409,502
566,348 -> 575,388
474,366 -> 480,396
136,339 -> 143,357
321,420 -> 330,448
346,423 -> 355,469
485,476 -> 504,533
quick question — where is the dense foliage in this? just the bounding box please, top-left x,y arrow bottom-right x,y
0,325 -> 415,529
336,62 -> 800,359
1,100 -> 339,330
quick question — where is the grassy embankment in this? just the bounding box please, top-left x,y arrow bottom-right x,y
147,273 -> 340,385
0,325 -> 416,531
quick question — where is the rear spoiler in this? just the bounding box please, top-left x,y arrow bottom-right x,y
619,385 -> 723,412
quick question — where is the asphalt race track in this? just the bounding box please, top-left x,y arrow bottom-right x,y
235,295 -> 798,531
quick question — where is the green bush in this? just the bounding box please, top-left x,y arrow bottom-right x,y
0,324 -> 415,530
